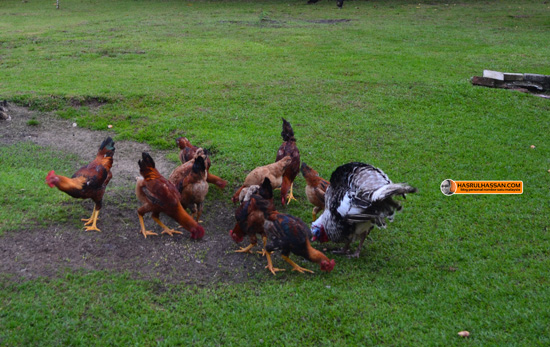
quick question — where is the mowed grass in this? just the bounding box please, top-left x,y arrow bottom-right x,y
1,0 -> 550,345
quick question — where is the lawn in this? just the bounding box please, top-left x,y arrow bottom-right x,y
1,0 -> 549,345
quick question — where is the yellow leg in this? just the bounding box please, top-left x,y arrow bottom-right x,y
81,206 -> 96,225
312,209 -> 317,222
152,217 -> 183,236
235,243 -> 256,253
286,184 -> 298,205
265,252 -> 285,275
138,214 -> 158,238
257,235 -> 268,256
281,255 -> 314,274
83,208 -> 101,232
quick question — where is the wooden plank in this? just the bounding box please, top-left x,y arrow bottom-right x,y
483,70 -> 504,80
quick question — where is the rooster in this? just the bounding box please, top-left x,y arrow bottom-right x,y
168,151 -> 209,222
135,152 -> 205,240
275,118 -> 300,206
230,178 -> 273,254
311,162 -> 416,258
232,178 -> 335,275
231,156 -> 292,204
300,162 -> 330,221
45,137 -> 115,232
176,137 -> 227,189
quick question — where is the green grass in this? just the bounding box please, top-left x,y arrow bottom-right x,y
0,142 -> 89,232
1,0 -> 550,345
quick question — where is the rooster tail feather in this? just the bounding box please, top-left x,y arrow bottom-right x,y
98,137 -> 115,156
139,152 -> 156,172
281,118 -> 295,142
192,156 -> 206,174
259,177 -> 273,200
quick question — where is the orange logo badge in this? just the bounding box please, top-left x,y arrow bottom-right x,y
441,179 -> 522,195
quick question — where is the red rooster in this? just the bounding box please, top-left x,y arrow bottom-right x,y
231,178 -> 335,275
45,137 -> 115,232
276,118 -> 300,206
230,178 -> 274,254
135,152 -> 204,240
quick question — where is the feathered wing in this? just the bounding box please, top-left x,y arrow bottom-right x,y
328,162 -> 416,228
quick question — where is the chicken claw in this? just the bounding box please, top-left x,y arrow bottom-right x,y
152,217 -> 183,237
82,208 -> 101,232
282,255 -> 314,273
235,243 -> 256,253
141,230 -> 158,238
138,214 -> 158,238
265,252 -> 285,275
285,184 -> 298,205
161,228 -> 183,236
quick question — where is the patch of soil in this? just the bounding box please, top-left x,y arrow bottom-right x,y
0,103 -> 268,285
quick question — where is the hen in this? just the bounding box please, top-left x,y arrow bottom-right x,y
231,156 -> 292,204
275,118 -> 300,205
232,179 -> 335,275
168,151 -> 209,222
300,162 -> 330,221
45,137 -> 115,232
176,137 -> 227,189
311,162 -> 416,258
135,152 -> 205,240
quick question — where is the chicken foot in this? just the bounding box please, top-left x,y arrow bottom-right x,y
152,217 -> 183,237
285,183 -> 298,205
235,243 -> 256,253
265,252 -> 285,275
81,206 -> 101,232
138,214 -> 158,238
281,255 -> 314,274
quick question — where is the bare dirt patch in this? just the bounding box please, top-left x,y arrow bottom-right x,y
0,104 -> 267,285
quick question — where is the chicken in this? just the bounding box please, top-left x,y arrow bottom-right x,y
176,137 -> 227,189
45,137 -> 115,232
300,162 -> 330,221
231,179 -> 335,275
311,162 -> 416,258
135,152 -> 205,240
229,178 -> 274,254
275,118 -> 300,206
231,156 -> 292,204
168,151 -> 209,222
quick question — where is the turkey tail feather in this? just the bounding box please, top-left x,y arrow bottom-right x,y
370,183 -> 417,202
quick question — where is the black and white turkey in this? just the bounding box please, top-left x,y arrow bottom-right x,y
311,162 -> 416,258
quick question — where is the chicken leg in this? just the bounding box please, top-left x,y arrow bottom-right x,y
235,243 -> 256,253
265,251 -> 285,275
82,206 -> 101,232
285,183 -> 298,205
281,255 -> 314,273
138,214 -> 158,238
152,216 -> 183,237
